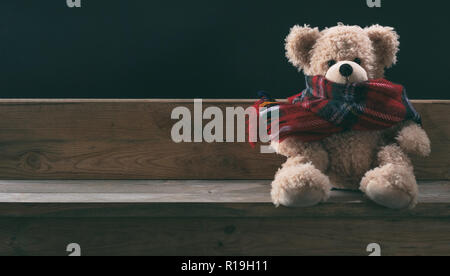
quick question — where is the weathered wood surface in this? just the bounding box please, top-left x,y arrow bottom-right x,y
0,180 -> 448,218
0,180 -> 448,203
0,180 -> 447,256
0,100 -> 448,180
0,217 -> 448,256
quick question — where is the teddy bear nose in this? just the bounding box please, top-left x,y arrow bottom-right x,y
339,64 -> 353,77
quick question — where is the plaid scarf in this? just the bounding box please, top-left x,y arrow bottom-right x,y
250,75 -> 421,145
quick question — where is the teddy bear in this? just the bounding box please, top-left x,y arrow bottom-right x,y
263,23 -> 431,209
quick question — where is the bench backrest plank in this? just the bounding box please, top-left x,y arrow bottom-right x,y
0,100 -> 448,180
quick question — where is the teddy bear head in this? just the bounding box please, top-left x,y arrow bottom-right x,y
285,23 -> 400,84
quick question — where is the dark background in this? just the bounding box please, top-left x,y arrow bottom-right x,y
0,0 -> 448,99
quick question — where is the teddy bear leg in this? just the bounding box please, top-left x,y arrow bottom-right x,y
271,156 -> 332,208
360,145 -> 419,209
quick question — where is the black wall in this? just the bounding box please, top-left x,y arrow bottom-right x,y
0,0 -> 449,99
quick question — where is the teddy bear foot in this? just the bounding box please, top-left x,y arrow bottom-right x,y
271,163 -> 331,208
360,164 -> 419,209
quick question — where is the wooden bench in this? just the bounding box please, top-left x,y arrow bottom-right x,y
0,99 -> 448,256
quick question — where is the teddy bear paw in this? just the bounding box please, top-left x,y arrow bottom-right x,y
271,163 -> 331,208
361,164 -> 419,209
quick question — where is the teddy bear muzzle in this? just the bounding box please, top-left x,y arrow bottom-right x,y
325,61 -> 368,84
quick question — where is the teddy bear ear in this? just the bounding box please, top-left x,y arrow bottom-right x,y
365,25 -> 400,68
285,25 -> 321,69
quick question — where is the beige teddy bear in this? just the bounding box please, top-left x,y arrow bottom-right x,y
269,23 -> 431,209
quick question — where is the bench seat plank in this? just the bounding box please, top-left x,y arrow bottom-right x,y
0,180 -> 448,203
0,180 -> 448,256
0,180 -> 448,218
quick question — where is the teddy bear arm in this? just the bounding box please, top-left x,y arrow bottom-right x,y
271,137 -> 329,172
396,122 -> 431,157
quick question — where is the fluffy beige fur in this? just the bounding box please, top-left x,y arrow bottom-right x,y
271,23 -> 430,209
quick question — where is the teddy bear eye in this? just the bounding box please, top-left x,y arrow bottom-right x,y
327,60 -> 337,67
354,58 -> 362,65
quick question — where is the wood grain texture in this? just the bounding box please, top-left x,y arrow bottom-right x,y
0,100 -> 448,180
0,180 -> 448,203
0,179 -> 447,256
0,180 -> 448,218
0,217 -> 448,256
